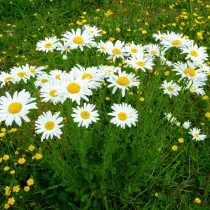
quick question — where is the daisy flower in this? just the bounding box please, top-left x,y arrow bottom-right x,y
34,74 -> 51,88
0,90 -> 37,126
62,28 -> 95,51
145,44 -> 162,58
161,80 -> 181,98
49,69 -> 67,81
189,128 -> 206,141
97,40 -> 108,54
56,41 -> 72,54
99,65 -> 121,78
126,54 -> 154,71
107,69 -> 140,97
125,41 -> 144,57
108,103 -> 138,129
36,37 -> 59,52
61,74 -> 92,104
182,121 -> 191,129
10,66 -> 30,83
35,111 -> 64,141
22,64 -> 45,78
105,40 -> 126,61
83,25 -> 102,37
0,72 -> 14,87
71,103 -> 99,128
40,81 -> 64,104
181,43 -> 208,64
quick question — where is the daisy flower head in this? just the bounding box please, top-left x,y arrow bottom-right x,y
160,32 -> 191,49
126,53 -> 154,72
22,64 -> 45,78
145,44 -> 162,58
61,74 -> 92,104
189,127 -> 206,141
40,81 -> 64,104
125,41 -> 144,57
71,103 -> 99,128
107,69 -> 140,97
34,73 -> 51,88
108,103 -> 138,129
181,43 -> 208,64
0,90 -> 37,126
97,40 -> 109,54
0,72 -> 14,87
183,121 -> 191,129
83,25 -> 102,37
35,111 -> 64,141
105,40 -> 126,61
161,80 -> 181,98
36,37 -> 59,52
49,69 -> 67,81
153,31 -> 168,42
10,66 -> 30,83
62,28 -> 95,51
189,84 -> 205,95
56,41 -> 73,54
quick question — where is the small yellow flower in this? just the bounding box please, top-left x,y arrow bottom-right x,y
28,145 -> 35,151
95,8 -> 100,12
116,27 -> 121,32
172,145 -> 178,151
18,157 -> 26,165
27,178 -> 34,186
7,197 -> 15,205
10,170 -> 15,175
105,97 -> 110,101
15,151 -> 19,155
4,186 -> 11,196
205,112 -> 210,118
13,185 -> 20,193
32,153 -> 43,160
202,95 -> 209,100
4,166 -> 10,171
164,71 -> 170,76
142,30 -> 147,35
3,155 -> 10,161
194,197 -> 201,204
139,97 -> 145,102
0,34 -> 3,38
8,128 -> 17,133
4,203 -> 10,209
109,37 -> 115,42
1,128 -> 6,132
24,186 -> 30,192
178,138 -> 184,143
0,132 -> 6,137
197,31 -> 204,40
105,9 -> 113,17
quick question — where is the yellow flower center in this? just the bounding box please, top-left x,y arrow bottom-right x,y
8,102 -> 22,114
80,111 -> 90,119
167,86 -> 174,92
112,47 -> 122,54
151,50 -> 157,55
100,46 -> 106,51
131,48 -> 137,53
29,67 -> 36,73
194,133 -> 199,138
73,36 -> 84,44
118,112 -> 128,121
190,50 -> 198,57
67,82 -> 81,94
44,43 -> 52,49
171,39 -> 182,46
17,72 -> 26,78
55,75 -> 61,80
82,73 -> 93,80
41,79 -> 48,84
49,89 -> 57,97
184,67 -> 196,77
4,76 -> 12,82
136,61 -> 145,67
117,76 -> 130,86
44,121 -> 55,130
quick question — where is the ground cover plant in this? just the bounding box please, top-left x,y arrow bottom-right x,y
0,0 -> 210,209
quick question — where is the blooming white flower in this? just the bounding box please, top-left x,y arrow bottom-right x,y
189,128 -> 206,141
83,25 -> 102,37
0,72 -> 14,87
108,103 -> 138,129
10,66 -> 30,83
36,37 -> 59,52
35,111 -> 64,141
71,103 -> 99,128
0,90 -> 37,126
161,80 -> 181,98
182,121 -> 191,129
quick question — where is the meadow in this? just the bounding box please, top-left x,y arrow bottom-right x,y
0,0 -> 209,209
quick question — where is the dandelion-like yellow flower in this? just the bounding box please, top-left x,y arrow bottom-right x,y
7,197 -> 15,205
27,178 -> 34,186
18,157 -> 26,165
194,197 -> 201,204
178,138 -> 184,143
172,145 -> 178,151
205,112 -> 210,118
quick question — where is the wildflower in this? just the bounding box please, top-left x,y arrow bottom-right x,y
35,111 -> 64,141
183,121 -> 191,129
36,37 -> 59,52
18,157 -> 26,164
4,204 -> 10,209
3,155 -> 9,160
7,197 -> 15,205
189,128 -> 206,141
24,186 -> 30,192
178,138 -> 184,143
0,90 -> 37,126
28,145 -> 35,151
4,166 -> 10,171
108,103 -> 138,129
194,197 -> 201,204
32,153 -> 43,160
27,178 -> 34,186
13,185 -> 20,193
205,112 -> 210,118
71,103 -> 99,128
4,186 -> 11,196
10,170 -> 15,175
161,80 -> 181,98
172,145 -> 178,151
105,9 -> 113,17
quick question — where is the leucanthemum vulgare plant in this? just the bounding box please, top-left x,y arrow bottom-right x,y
0,25 -> 209,209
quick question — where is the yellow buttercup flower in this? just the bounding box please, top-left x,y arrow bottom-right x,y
205,112 -> 210,118
24,186 -> 30,192
28,145 -> 35,151
7,197 -> 15,205
27,178 -> 34,186
32,153 -> 43,160
13,185 -> 20,193
18,157 -> 26,164
194,197 -> 201,204
172,145 -> 178,151
105,9 -> 113,17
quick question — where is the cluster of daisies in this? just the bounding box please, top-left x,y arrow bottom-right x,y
0,26 -> 208,141
165,113 -> 206,141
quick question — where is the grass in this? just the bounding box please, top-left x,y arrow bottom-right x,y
0,0 -> 210,209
